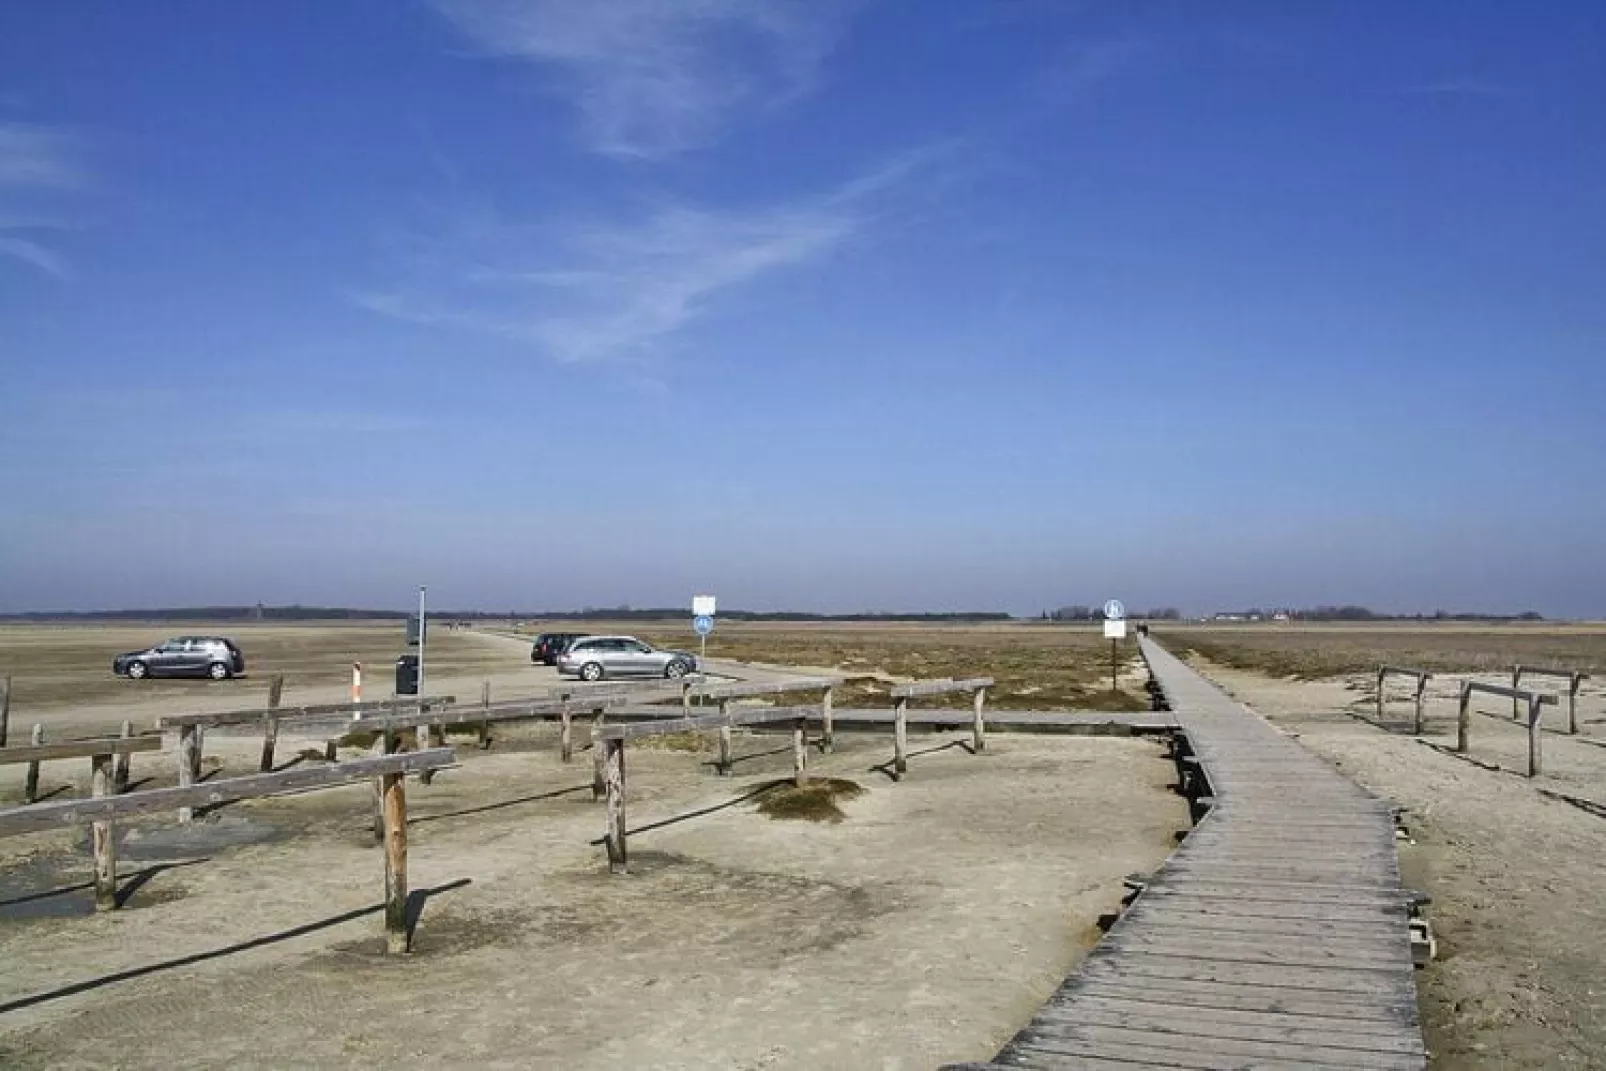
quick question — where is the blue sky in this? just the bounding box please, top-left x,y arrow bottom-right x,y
1,2 -> 1602,616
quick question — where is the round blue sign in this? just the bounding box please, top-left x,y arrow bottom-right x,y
1103,599 -> 1126,620
693,614 -> 715,636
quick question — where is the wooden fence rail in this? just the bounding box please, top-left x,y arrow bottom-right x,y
159,697 -> 455,820
887,677 -> 995,779
0,747 -> 454,950
1459,681 -> 1558,777
593,705 -> 819,874
2,731 -> 162,804
1376,665 -> 1433,734
1512,665 -> 1591,734
695,676 -> 843,750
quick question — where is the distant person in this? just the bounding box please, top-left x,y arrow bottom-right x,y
1137,623 -> 1149,638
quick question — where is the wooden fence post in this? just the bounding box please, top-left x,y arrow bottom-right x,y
820,685 -> 835,753
972,686 -> 988,753
591,706 -> 607,800
91,753 -> 117,911
1413,677 -> 1428,737
259,674 -> 285,773
1456,682 -> 1471,754
559,701 -> 574,763
893,698 -> 908,780
792,716 -> 808,786
681,680 -> 692,712
114,719 -> 133,792
1568,674 -> 1582,735
1527,694 -> 1543,778
717,699 -> 732,776
0,674 -> 10,748
380,769 -> 410,953
604,738 -> 627,874
478,681 -> 492,749
1511,666 -> 1521,720
177,724 -> 200,823
1375,667 -> 1385,722
23,724 -> 43,803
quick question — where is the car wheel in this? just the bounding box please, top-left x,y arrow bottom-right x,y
664,660 -> 689,679
580,662 -> 604,682
127,661 -> 149,680
208,661 -> 231,681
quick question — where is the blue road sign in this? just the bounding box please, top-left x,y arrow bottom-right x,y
693,614 -> 715,636
1103,599 -> 1126,621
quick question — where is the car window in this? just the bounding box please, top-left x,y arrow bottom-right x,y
630,641 -> 652,653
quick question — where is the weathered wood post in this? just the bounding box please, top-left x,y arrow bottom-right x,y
972,685 -> 988,753
559,699 -> 574,763
1456,681 -> 1471,754
820,684 -> 835,753
1413,675 -> 1428,737
477,680 -> 492,749
893,697 -> 909,780
1511,665 -> 1522,720
792,715 -> 808,787
1526,693 -> 1543,778
259,674 -> 285,772
23,724 -> 43,803
717,699 -> 733,776
177,724 -> 200,823
0,674 -> 10,747
1568,674 -> 1583,735
681,679 -> 693,712
91,753 -> 117,911
604,738 -> 627,874
591,705 -> 608,800
380,768 -> 410,953
1375,667 -> 1386,722
114,719 -> 133,792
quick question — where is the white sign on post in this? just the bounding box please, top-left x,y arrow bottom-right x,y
692,595 -> 716,618
1103,618 -> 1128,640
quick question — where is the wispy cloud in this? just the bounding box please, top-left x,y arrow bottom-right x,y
430,0 -> 851,158
358,153 -> 928,366
0,121 -> 86,279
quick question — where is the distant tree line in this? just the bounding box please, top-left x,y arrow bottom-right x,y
0,605 -> 1014,623
1213,606 -> 1545,622
1041,606 -> 1182,622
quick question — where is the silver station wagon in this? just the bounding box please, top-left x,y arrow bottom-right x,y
556,635 -> 698,682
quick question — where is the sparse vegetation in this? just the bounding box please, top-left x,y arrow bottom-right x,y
752,777 -> 866,823
1162,625 -> 1606,680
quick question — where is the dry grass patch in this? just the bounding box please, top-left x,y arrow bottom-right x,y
753,777 -> 866,823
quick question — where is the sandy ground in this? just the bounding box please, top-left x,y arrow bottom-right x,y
0,719 -> 1184,1069
1190,657 -> 1606,1070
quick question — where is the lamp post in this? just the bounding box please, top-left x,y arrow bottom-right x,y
417,586 -> 427,704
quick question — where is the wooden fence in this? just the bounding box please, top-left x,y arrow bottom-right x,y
695,676 -> 842,764
592,705 -> 819,874
1459,681 -> 1558,777
887,677 -> 994,779
0,731 -> 161,803
0,748 -> 454,951
1512,665 -> 1591,735
1376,665 -> 1433,734
157,695 -> 454,819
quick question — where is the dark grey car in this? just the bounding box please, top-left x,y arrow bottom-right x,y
114,637 -> 246,680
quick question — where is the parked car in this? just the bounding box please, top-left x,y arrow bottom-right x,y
557,635 -> 698,682
113,637 -> 246,680
530,632 -> 588,666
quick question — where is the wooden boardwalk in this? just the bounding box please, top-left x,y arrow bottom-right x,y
947,637 -> 1426,1070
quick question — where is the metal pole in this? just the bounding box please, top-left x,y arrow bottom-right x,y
698,631 -> 707,708
1110,639 -> 1117,691
417,586 -> 427,701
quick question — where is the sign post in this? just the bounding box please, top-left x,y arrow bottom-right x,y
692,596 -> 716,706
1103,600 -> 1127,691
